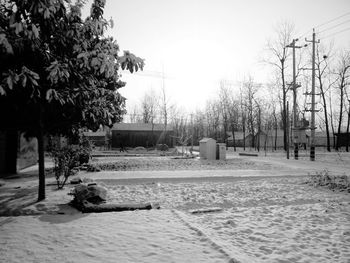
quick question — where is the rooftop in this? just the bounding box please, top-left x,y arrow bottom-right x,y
112,123 -> 173,131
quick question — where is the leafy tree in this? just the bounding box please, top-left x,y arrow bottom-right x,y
0,0 -> 144,200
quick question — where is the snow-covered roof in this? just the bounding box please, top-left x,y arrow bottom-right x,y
226,131 -> 244,140
83,131 -> 106,137
112,123 -> 173,131
259,129 -> 285,137
305,131 -> 334,137
199,138 -> 216,143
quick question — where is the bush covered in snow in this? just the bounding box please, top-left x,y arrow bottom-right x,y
308,169 -> 350,192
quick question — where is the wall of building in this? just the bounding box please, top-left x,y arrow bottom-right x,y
112,130 -> 174,148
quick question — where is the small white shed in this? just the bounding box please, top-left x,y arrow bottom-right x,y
199,138 -> 216,160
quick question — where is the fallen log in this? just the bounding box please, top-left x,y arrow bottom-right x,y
238,153 -> 258,157
189,207 -> 223,214
79,201 -> 160,213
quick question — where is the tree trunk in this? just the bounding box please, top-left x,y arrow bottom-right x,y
242,114 -> 246,151
337,79 -> 345,136
316,52 -> 331,152
346,104 -> 350,152
37,109 -> 45,201
257,107 -> 261,152
329,91 -> 336,149
231,124 -> 236,152
281,62 -> 287,152
321,91 -> 331,152
274,114 -> 278,151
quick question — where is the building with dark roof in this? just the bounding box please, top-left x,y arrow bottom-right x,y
111,123 -> 175,148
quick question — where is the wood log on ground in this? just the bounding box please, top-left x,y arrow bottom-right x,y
238,153 -> 258,157
189,207 -> 223,214
79,201 -> 160,213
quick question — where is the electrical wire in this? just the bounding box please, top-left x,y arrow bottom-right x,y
318,19 -> 350,34
314,11 -> 350,29
321,27 -> 350,40
297,11 -> 350,40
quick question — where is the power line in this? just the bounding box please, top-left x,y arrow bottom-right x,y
297,11 -> 350,40
315,11 -> 350,29
297,28 -> 313,40
318,19 -> 350,34
321,27 -> 350,40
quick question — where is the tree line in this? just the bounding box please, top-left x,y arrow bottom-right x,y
126,21 -> 350,152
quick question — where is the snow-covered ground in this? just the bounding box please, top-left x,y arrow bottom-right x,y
1,151 -> 350,262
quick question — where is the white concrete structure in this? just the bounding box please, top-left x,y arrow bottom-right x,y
199,138 -> 216,160
216,143 -> 226,160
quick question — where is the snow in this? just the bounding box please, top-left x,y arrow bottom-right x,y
0,210 -> 233,263
1,152 -> 350,262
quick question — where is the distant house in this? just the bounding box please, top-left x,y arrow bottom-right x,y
255,129 -> 285,149
83,131 -> 108,149
226,131 -> 245,147
305,131 -> 336,147
111,123 -> 175,148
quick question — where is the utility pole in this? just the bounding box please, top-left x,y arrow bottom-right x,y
286,39 -> 303,160
305,29 -> 319,161
190,113 -> 194,152
286,101 -> 290,159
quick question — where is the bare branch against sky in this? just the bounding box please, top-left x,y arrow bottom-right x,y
82,0 -> 350,112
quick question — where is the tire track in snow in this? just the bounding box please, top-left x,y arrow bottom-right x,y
171,209 -> 251,263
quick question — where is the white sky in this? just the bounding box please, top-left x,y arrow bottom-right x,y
82,0 -> 350,113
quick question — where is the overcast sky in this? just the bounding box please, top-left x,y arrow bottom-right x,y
83,0 -> 350,113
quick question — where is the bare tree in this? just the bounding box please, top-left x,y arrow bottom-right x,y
140,89 -> 158,147
219,81 -> 230,147
327,75 -> 338,148
242,76 -> 258,148
128,104 -> 142,123
219,80 -> 240,151
345,90 -> 350,152
205,99 -> 221,140
335,50 -> 350,139
158,84 -> 175,145
159,84 -> 172,130
264,21 -> 294,151
170,106 -> 187,144
315,44 -> 333,151
239,83 -> 247,150
192,109 -> 206,145
266,82 -> 280,151
141,88 -> 158,124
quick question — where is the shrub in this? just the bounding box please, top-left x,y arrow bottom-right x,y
156,144 -> 169,151
50,134 -> 92,189
308,169 -> 350,192
86,164 -> 101,172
